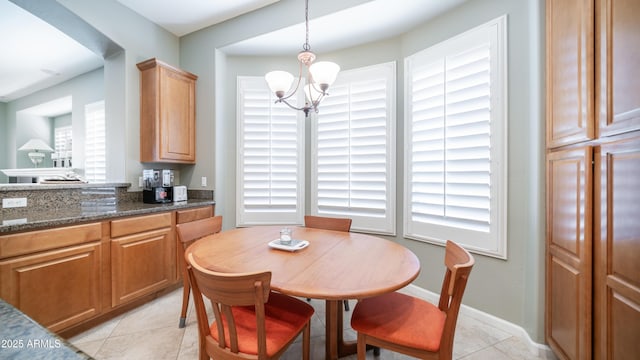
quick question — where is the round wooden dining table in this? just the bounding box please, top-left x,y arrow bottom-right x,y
185,225 -> 421,360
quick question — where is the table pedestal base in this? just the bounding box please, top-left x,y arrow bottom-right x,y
325,300 -> 357,359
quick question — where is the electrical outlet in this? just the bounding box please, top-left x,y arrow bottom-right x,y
201,176 -> 207,187
3,198 -> 27,208
139,176 -> 144,187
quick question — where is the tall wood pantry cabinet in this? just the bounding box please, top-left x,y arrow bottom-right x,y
545,0 -> 640,359
137,58 -> 198,164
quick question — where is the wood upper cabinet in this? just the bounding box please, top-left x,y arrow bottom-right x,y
0,223 -> 103,333
594,135 -> 640,359
546,146 -> 593,360
546,0 -> 595,148
137,58 -> 197,163
110,212 -> 175,307
596,0 -> 640,136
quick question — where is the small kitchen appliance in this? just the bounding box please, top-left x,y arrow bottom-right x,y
173,185 -> 188,202
142,169 -> 174,203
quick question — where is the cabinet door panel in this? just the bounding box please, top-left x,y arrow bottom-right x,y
546,146 -> 593,360
597,0 -> 640,136
547,0 -> 595,147
111,228 -> 174,306
0,243 -> 102,332
160,68 -> 196,161
594,136 -> 640,359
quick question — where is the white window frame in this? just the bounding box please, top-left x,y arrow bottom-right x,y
310,62 -> 396,235
403,15 -> 508,258
236,76 -> 305,226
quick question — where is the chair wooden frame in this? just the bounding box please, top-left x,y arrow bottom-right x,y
176,215 -> 222,328
186,253 -> 313,360
352,240 -> 475,360
304,215 -> 352,232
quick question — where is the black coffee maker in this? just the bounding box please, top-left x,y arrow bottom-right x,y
142,169 -> 174,203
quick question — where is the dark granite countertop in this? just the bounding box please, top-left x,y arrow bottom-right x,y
0,183 -> 131,191
0,199 -> 216,234
0,299 -> 92,360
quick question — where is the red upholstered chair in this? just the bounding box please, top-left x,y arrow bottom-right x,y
186,252 -> 314,360
350,240 -> 475,360
176,216 -> 222,328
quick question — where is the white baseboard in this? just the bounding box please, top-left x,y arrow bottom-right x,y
399,284 -> 555,358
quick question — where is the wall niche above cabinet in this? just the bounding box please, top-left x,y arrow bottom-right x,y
137,58 -> 197,164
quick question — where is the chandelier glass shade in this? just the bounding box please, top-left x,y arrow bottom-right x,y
264,0 -> 340,116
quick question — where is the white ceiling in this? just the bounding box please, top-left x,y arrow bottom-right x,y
0,0 -> 104,103
1,0 -> 466,104
221,0 -> 468,55
115,0 -> 281,37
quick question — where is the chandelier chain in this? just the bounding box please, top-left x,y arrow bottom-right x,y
303,0 -> 310,51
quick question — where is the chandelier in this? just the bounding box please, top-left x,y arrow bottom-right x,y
264,0 -> 340,116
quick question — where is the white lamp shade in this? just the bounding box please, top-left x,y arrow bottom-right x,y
265,71 -> 294,96
309,61 -> 340,87
18,138 -> 54,152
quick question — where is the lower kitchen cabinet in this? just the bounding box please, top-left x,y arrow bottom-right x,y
0,206 -> 212,333
110,212 -> 175,307
0,242 -> 102,333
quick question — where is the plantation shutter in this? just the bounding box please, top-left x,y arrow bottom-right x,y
405,16 -> 507,258
54,126 -> 72,156
311,62 -> 396,234
236,77 -> 304,226
410,44 -> 491,232
84,100 -> 106,183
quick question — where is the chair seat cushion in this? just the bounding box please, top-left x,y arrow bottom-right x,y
210,291 -> 314,356
351,292 -> 446,352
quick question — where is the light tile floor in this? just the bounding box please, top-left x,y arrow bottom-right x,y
69,288 -> 556,359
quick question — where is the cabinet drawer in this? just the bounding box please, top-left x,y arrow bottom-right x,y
176,206 -> 214,224
110,212 -> 172,238
0,222 -> 102,260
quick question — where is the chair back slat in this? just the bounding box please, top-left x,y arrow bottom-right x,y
176,216 -> 222,251
304,215 -> 352,232
221,304 -> 239,353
